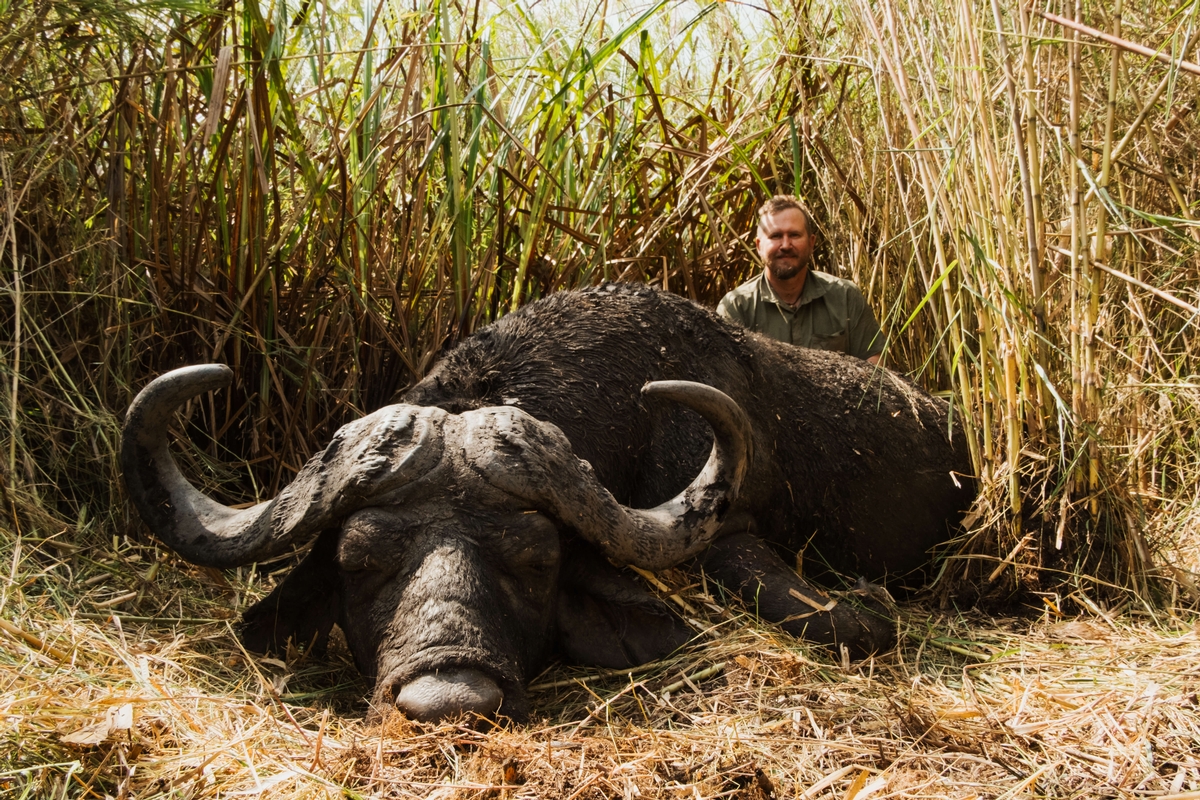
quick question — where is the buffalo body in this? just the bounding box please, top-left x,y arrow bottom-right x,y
122,284 -> 973,721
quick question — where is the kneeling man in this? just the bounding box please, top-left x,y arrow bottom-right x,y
719,195 -> 883,365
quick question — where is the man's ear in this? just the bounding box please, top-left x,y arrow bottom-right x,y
555,542 -> 694,668
240,528 -> 342,656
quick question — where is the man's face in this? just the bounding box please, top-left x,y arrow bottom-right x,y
756,207 -> 814,282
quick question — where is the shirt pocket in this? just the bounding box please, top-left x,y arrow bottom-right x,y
811,329 -> 849,354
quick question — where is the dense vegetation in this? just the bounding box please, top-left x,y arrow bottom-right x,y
7,0 -> 1195,600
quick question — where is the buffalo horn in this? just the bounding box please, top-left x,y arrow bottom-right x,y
121,364 -> 290,568
121,365 -> 445,568
582,380 -> 753,569
468,380 -> 752,571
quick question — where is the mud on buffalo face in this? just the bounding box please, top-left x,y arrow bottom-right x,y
122,365 -> 751,722
296,480 -> 563,720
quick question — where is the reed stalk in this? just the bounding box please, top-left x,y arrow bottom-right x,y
1,0 -> 1197,614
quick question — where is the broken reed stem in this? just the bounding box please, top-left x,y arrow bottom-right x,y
568,661 -> 729,736
1091,261 -> 1200,318
1033,7 -> 1200,76
1108,28 -> 1196,167
987,532 -> 1034,583
657,662 -> 727,696
0,618 -> 71,662
629,565 -> 699,615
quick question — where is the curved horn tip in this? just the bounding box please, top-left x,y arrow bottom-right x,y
640,381 -> 752,438
141,363 -> 234,400
640,379 -> 734,406
124,364 -> 233,428
563,379 -> 752,570
122,363 -> 286,569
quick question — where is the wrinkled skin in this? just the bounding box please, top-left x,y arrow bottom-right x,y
125,369 -> 741,721
123,284 -> 974,722
237,424 -> 702,719
242,501 -> 694,719
333,499 -> 560,718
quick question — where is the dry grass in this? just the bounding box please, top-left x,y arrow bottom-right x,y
3,529 -> 1200,799
3,0 -> 1200,796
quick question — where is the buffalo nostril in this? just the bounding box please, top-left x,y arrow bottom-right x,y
394,669 -> 504,722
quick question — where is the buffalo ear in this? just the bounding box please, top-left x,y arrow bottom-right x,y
555,542 -> 694,668
240,528 -> 342,656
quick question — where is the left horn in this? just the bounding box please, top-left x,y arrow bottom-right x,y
122,365 -> 446,568
121,365 -> 286,568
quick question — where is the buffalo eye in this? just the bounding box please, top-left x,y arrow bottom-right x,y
336,532 -> 391,574
336,509 -> 412,574
508,540 -> 555,571
493,513 -> 560,577
338,552 -> 378,572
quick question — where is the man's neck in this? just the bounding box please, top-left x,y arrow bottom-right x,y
766,267 -> 808,308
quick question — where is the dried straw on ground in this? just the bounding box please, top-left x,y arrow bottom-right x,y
3,532 -> 1199,799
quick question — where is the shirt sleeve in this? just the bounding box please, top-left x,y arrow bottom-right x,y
845,286 -> 885,359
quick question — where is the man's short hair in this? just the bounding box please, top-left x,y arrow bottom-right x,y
757,195 -> 815,236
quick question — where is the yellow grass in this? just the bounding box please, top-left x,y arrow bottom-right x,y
3,530 -> 1199,799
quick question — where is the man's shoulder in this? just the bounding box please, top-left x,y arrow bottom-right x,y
717,274 -> 766,318
808,270 -> 867,303
808,270 -> 860,292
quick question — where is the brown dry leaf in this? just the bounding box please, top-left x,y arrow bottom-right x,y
939,705 -> 982,719
61,720 -> 112,747
842,768 -> 869,800
1048,620 -> 1109,642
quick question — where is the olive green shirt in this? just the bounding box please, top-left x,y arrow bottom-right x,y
717,271 -> 884,360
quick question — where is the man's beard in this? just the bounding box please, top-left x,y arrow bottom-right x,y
767,255 -> 806,281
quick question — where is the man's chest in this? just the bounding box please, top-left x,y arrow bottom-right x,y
754,298 -> 849,351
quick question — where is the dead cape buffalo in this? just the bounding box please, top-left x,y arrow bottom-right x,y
121,283 -> 973,722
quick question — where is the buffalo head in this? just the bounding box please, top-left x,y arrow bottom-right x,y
121,365 -> 751,721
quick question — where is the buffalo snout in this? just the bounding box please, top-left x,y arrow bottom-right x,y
337,506 -> 561,721
393,668 -> 505,721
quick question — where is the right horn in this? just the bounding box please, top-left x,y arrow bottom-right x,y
468,381 -> 752,571
588,380 -> 753,569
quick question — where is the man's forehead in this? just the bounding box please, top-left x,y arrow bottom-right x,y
758,208 -> 808,234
